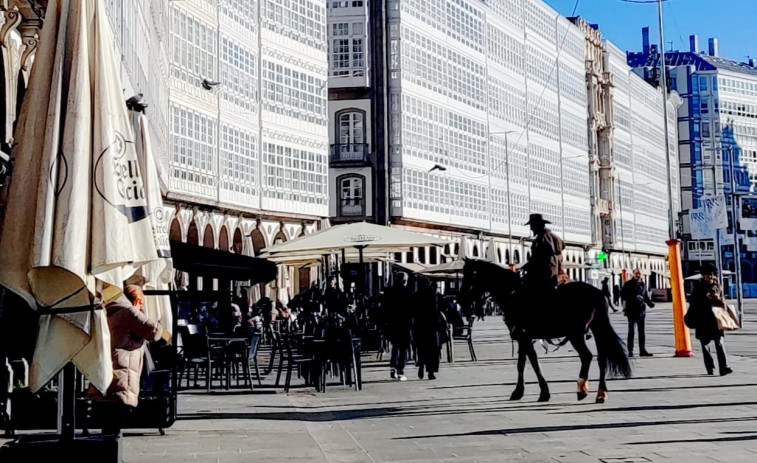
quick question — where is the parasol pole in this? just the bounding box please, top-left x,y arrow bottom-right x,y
357,245 -> 367,300
59,363 -> 76,441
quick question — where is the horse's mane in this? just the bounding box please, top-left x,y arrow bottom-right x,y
468,259 -> 520,288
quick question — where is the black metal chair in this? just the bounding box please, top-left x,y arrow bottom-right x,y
227,327 -> 263,390
451,317 -> 477,362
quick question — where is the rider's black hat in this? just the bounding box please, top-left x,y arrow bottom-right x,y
525,213 -> 551,225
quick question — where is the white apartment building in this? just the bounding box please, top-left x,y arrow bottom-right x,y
161,0 -> 330,295
330,0 -> 594,282
630,33 -> 757,291
576,19 -> 676,290
326,1 -> 678,288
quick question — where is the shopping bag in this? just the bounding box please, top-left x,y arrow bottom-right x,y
712,304 -> 740,331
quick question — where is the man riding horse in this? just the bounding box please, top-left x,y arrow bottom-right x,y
512,214 -> 565,338
523,213 -> 564,292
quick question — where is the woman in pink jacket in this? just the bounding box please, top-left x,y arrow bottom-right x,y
89,285 -> 170,434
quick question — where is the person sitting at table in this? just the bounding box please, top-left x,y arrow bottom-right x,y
88,284 -> 171,436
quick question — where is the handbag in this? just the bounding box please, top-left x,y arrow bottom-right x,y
712,304 -> 740,331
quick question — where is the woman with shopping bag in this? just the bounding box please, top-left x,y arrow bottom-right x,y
684,263 -> 733,376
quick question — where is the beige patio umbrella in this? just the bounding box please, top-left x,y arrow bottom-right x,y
130,110 -> 174,335
261,221 -> 448,258
420,260 -> 465,277
0,0 -> 158,393
261,222 -> 447,295
484,237 -> 497,263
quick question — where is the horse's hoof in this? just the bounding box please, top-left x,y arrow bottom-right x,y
538,393 -> 551,402
577,378 -> 589,401
596,389 -> 607,404
510,389 -> 524,401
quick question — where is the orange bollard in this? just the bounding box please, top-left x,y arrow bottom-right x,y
667,239 -> 692,357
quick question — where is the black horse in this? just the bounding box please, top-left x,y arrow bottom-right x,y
459,258 -> 631,403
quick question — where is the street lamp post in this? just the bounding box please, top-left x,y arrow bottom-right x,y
656,0 -> 692,357
490,130 -> 516,269
726,145 -> 745,325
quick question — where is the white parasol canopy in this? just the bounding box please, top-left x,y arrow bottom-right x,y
131,110 -> 174,335
484,237 -> 497,263
261,222 -> 448,258
420,260 -> 465,277
0,0 -> 159,392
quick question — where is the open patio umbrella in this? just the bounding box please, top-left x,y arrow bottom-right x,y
261,221 -> 448,258
0,0 -> 159,395
420,260 -> 465,277
262,222 -> 447,296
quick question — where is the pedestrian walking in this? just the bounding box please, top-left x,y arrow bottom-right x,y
601,277 -> 618,312
685,263 -> 733,376
412,280 -> 446,380
612,283 -> 621,306
384,272 -> 413,381
621,269 -> 655,357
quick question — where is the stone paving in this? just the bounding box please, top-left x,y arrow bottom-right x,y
4,300 -> 757,462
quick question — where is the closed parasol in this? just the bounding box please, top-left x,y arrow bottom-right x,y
0,0 -> 159,397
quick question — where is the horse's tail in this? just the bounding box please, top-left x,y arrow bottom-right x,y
590,292 -> 632,378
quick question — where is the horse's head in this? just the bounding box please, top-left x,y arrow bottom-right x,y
460,258 -> 519,312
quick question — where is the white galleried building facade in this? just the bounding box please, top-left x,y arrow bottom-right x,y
327,1 -> 677,287
329,0 -> 594,282
575,18 -> 679,290
164,0 -> 330,296
0,1 -> 330,299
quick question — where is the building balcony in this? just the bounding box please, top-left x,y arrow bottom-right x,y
328,70 -> 370,89
339,200 -> 365,218
330,144 -> 370,166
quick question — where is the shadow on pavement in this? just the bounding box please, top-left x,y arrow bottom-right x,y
394,415 -> 757,439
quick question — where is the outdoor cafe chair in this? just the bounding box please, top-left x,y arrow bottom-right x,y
277,330 -> 317,393
450,317 -> 477,362
226,327 -> 263,390
177,325 -> 228,392
318,326 -> 361,392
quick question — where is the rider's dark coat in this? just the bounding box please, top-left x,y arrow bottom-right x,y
524,228 -> 564,289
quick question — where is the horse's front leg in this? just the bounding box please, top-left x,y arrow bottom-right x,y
509,340 -> 527,401
524,341 -> 550,402
570,335 -> 593,401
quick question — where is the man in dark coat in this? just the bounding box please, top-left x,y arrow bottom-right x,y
686,263 -> 732,376
621,268 -> 655,357
523,213 -> 564,292
383,272 -> 413,381
412,279 -> 446,380
514,214 -> 564,337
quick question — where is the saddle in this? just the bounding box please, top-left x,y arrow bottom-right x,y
508,285 -> 565,340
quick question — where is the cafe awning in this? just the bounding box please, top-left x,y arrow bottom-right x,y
170,240 -> 277,284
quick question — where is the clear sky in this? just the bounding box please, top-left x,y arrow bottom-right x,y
544,0 -> 757,62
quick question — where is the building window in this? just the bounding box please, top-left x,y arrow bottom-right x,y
337,110 -> 365,146
339,174 -> 365,217
702,121 -> 711,138
329,21 -> 367,77
332,39 -> 350,74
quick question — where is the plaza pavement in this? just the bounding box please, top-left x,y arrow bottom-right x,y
4,300 -> 757,462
